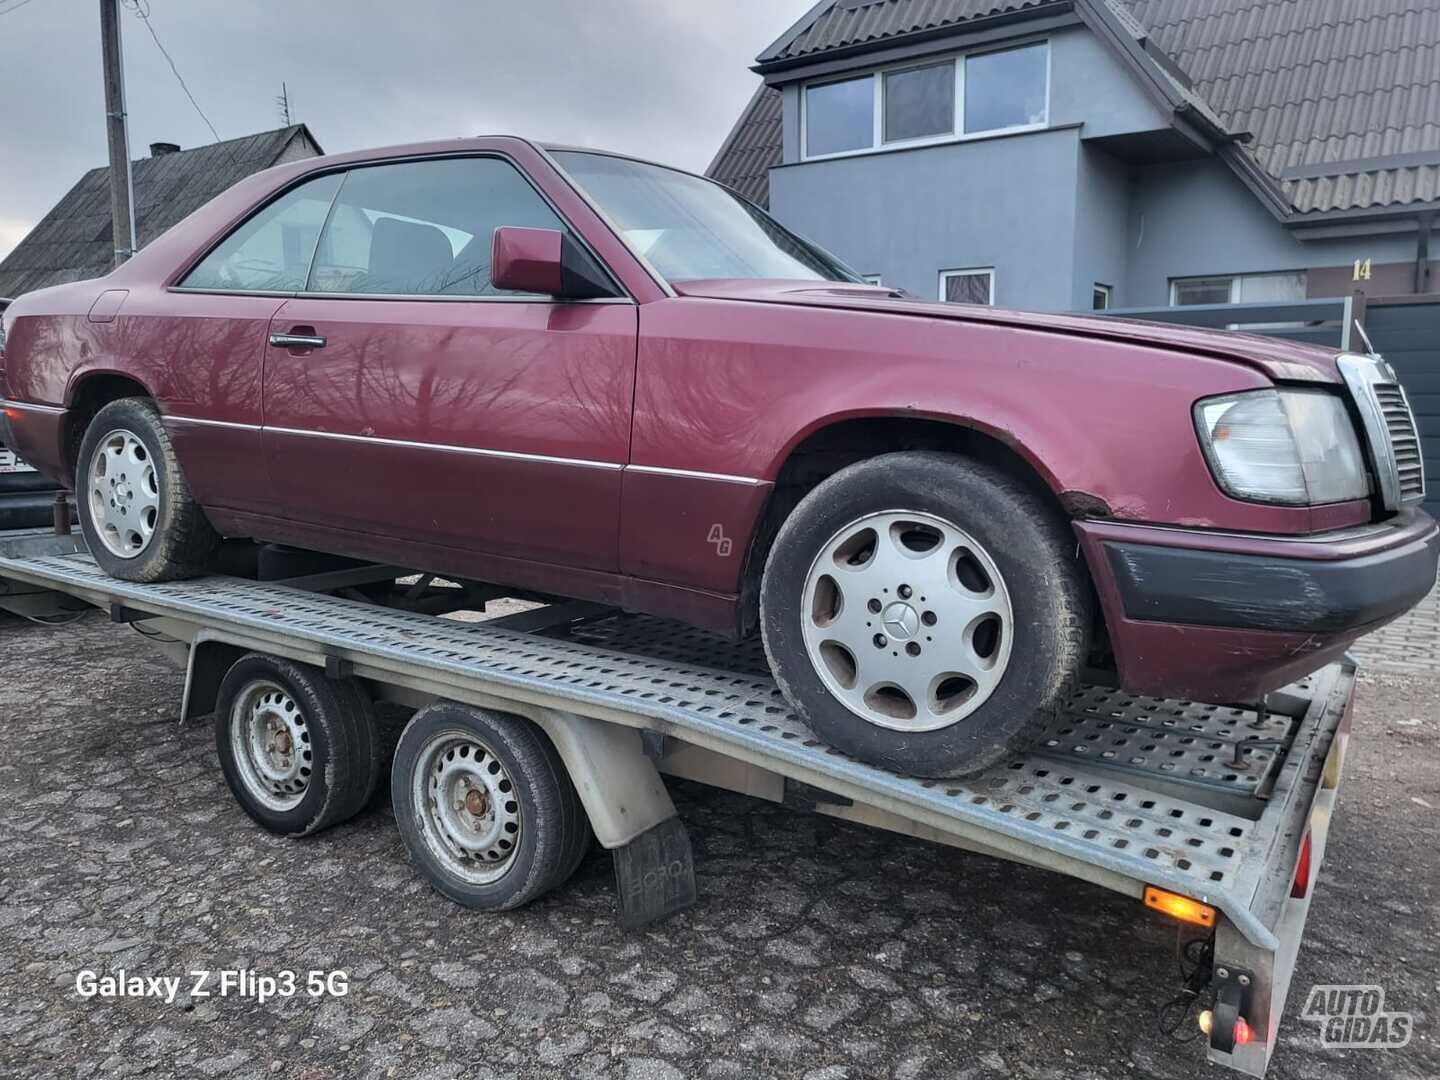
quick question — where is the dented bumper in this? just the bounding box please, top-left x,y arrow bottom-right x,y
1076,511 -> 1439,701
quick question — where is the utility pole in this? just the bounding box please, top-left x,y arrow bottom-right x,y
99,0 -> 137,267
276,81 -> 292,126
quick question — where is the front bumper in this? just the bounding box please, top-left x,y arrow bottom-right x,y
1076,512 -> 1439,701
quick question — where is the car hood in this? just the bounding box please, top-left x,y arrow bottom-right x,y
670,279 -> 1341,384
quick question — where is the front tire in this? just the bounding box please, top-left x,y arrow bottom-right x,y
760,451 -> 1090,778
76,397 -> 218,582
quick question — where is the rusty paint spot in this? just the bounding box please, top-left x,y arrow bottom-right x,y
1060,490 -> 1112,519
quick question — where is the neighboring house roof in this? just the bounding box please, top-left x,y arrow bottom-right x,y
711,0 -> 1440,222
706,84 -> 784,207
0,124 -> 323,297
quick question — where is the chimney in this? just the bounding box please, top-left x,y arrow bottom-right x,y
149,141 -> 181,157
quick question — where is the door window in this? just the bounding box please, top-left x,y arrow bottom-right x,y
181,173 -> 342,291
307,157 -> 567,296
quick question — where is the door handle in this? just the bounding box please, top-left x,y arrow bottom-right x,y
269,333 -> 326,349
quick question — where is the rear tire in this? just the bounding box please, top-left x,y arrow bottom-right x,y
392,703 -> 591,911
760,451 -> 1090,778
76,397 -> 218,582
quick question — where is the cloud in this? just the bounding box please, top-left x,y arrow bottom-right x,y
0,0 -> 809,263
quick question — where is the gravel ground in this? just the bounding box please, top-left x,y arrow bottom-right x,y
0,610 -> 1436,1080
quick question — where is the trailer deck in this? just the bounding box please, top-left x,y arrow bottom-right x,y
0,532 -> 1352,1076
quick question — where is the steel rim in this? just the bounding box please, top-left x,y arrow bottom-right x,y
229,679 -> 313,812
412,730 -> 522,884
800,509 -> 1014,733
86,428 -> 160,559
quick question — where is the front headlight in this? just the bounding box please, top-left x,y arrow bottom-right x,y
1194,389 -> 1369,505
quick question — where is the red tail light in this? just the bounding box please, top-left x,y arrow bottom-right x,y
1290,831 -> 1313,898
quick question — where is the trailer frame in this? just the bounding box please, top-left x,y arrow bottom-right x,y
0,529 -> 1353,1076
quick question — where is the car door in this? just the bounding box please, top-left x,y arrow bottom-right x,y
159,172 -> 343,517
261,155 -> 637,572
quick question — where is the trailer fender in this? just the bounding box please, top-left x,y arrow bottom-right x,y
182,633 -> 250,724
527,707 -> 679,850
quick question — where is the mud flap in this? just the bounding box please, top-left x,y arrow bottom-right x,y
612,816 -> 696,928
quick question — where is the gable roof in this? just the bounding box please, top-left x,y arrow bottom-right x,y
711,0 -> 1440,222
758,0 -> 1057,65
705,84 -> 785,207
0,124 -> 322,298
1128,0 -> 1440,216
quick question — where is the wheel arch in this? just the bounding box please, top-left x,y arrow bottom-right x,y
61,369 -> 155,485
737,413 -> 1096,640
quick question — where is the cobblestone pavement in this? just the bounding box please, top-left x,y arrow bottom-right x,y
1,613 -> 1436,1080
1350,580 -> 1440,677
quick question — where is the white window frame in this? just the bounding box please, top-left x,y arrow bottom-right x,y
800,40 -> 1051,162
939,267 -> 995,305
1092,283 -> 1112,310
1169,275 -> 1238,306
862,273 -> 883,285
1168,271 -> 1309,307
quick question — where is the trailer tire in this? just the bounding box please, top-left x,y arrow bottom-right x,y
392,703 -> 591,911
214,654 -> 378,837
75,397 -> 219,582
332,676 -> 383,821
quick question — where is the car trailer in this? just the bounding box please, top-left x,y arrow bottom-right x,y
0,526 -> 1351,1077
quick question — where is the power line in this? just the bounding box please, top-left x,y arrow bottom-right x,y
120,0 -> 225,146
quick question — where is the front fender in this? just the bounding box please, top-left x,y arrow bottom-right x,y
633,298 -> 1368,538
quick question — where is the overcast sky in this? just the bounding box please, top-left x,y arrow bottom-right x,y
0,0 -> 812,262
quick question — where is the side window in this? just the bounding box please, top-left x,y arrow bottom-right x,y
182,173 -> 341,291
307,158 -> 567,296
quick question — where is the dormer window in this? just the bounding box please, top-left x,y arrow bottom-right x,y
965,44 -> 1049,133
804,75 -> 874,156
802,41 -> 1049,160
884,61 -> 955,142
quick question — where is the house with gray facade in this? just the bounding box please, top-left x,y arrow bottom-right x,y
707,0 -> 1439,313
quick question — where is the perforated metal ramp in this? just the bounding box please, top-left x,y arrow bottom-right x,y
0,550 -> 1349,949
559,617 -> 1306,819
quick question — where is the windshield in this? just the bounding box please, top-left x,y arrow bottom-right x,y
551,151 -> 860,285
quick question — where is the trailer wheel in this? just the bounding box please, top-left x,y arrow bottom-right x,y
214,654 -> 378,837
392,703 -> 590,911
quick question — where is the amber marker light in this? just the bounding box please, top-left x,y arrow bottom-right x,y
1197,1010 -> 1255,1046
1142,885 -> 1216,929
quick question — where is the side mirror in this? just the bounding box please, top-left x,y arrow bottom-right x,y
491,226 -> 618,300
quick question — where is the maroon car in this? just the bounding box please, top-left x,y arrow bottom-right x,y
1,137 -> 1434,776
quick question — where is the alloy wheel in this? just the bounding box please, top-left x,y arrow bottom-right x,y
800,510 -> 1014,733
86,429 -> 160,559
